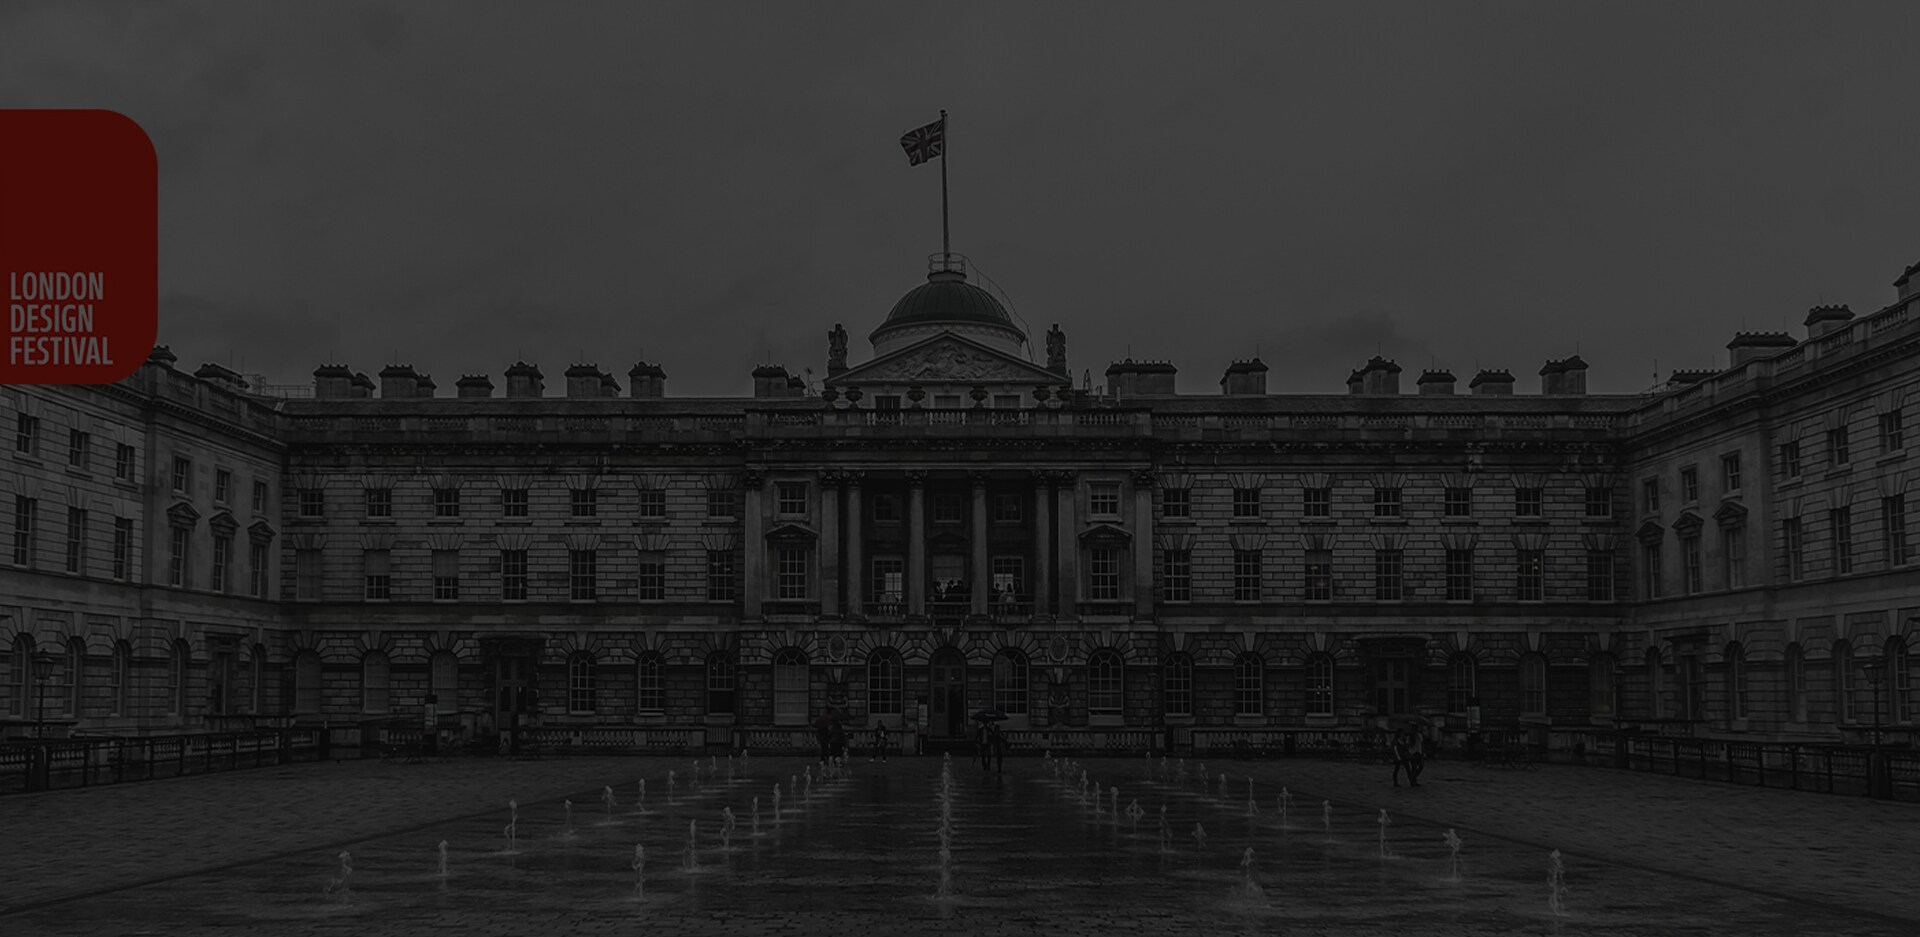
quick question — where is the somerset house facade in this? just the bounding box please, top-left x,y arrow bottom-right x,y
4,254 -> 1918,755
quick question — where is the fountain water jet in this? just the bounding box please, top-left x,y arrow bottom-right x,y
683,820 -> 698,872
1125,799 -> 1144,833
1157,806 -> 1172,854
935,753 -> 957,900
437,840 -> 448,879
603,785 -> 617,822
632,844 -> 645,897
1547,850 -> 1569,915
637,779 -> 647,813
1322,801 -> 1332,842
1377,809 -> 1391,858
1191,822 -> 1207,849
564,799 -> 574,836
1445,829 -> 1463,881
1234,848 -> 1265,902
1110,787 -> 1120,817
323,850 -> 353,902
752,796 -> 762,836
1245,777 -> 1257,816
668,770 -> 678,805
721,807 -> 737,851
1278,788 -> 1292,831
773,783 -> 784,824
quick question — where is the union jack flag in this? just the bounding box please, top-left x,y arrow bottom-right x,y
899,117 -> 945,166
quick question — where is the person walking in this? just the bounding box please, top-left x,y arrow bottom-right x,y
868,722 -> 889,763
975,721 -> 992,771
987,722 -> 1008,773
1406,729 -> 1426,786
815,713 -> 834,765
1390,729 -> 1417,787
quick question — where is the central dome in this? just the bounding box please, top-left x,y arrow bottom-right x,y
868,256 -> 1027,356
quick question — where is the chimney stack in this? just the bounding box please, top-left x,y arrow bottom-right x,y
313,363 -> 353,399
455,374 -> 494,398
565,364 -> 606,398
1726,331 -> 1797,367
1107,358 -> 1178,396
1356,356 -> 1401,394
350,371 -> 375,398
628,361 -> 667,397
1896,259 -> 1919,302
1218,358 -> 1267,395
1803,304 -> 1854,340
1469,369 -> 1515,395
1416,369 -> 1456,395
379,364 -> 421,398
504,361 -> 545,398
753,364 -> 794,398
193,362 -> 249,394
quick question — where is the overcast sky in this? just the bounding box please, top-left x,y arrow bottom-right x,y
5,1 -> 1917,397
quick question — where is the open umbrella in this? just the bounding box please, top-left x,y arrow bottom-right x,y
972,710 -> 1009,723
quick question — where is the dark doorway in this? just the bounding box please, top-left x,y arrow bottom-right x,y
929,646 -> 967,738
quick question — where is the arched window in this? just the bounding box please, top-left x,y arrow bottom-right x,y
361,650 -> 390,715
1447,652 -> 1477,714
169,640 -> 190,716
1724,642 -> 1747,721
66,637 -> 84,718
1645,647 -> 1665,719
1088,649 -> 1124,715
772,648 -> 808,725
1234,652 -> 1264,717
567,652 -> 597,714
1162,653 -> 1193,717
9,635 -> 32,715
1589,653 -> 1615,717
1785,643 -> 1807,723
1889,636 -> 1912,724
112,640 -> 131,717
992,649 -> 1029,716
867,647 -> 902,716
1834,640 -> 1854,723
1306,653 -> 1335,716
636,652 -> 665,713
294,650 -> 322,714
706,650 -> 736,715
1519,653 -> 1548,716
429,651 -> 457,715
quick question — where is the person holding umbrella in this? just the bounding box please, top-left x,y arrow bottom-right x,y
973,710 -> 1007,770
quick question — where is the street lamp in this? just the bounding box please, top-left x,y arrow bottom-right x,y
31,651 -> 56,739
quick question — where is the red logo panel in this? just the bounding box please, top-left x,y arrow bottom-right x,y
1,109 -> 158,385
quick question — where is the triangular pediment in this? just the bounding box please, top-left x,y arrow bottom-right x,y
166,500 -> 200,529
248,519 -> 278,544
827,333 -> 1067,387
1635,519 -> 1666,543
1713,500 -> 1749,529
765,522 -> 819,543
1671,511 -> 1704,534
208,511 -> 239,536
1078,523 -> 1133,545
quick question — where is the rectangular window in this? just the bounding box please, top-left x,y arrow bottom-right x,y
1517,549 -> 1543,601
1514,486 -> 1542,517
14,414 -> 38,454
1161,549 -> 1191,602
433,549 -> 459,600
1880,410 -> 1904,453
210,534 -> 231,593
1444,487 -> 1472,517
1304,549 -> 1332,601
637,551 -> 666,601
570,488 -> 597,518
569,549 -> 597,600
500,549 -> 528,601
1830,507 -> 1852,575
776,482 -> 807,516
1586,550 -> 1614,601
1444,548 -> 1473,601
65,506 -> 86,573
68,429 -> 89,470
1232,548 -> 1262,601
1306,657 -> 1334,716
1374,549 -> 1403,601
1641,541 -> 1662,598
637,489 -> 666,518
872,494 -> 900,522
1089,483 -> 1120,517
296,548 -> 321,600
706,549 -> 737,601
706,488 -> 738,518
1724,526 -> 1747,588
1782,441 -> 1802,478
1641,478 -> 1660,514
251,479 -> 268,514
990,555 -> 1024,604
171,456 -> 190,493
1163,659 -> 1192,717
1233,487 -> 1261,518
13,496 -> 35,567
1374,487 -> 1402,518
931,492 -> 962,524
112,517 -> 132,580
1585,486 -> 1613,518
569,657 -> 596,714
776,546 -> 808,599
993,492 -> 1023,522
1680,467 -> 1698,503
364,488 -> 391,518
1886,496 -> 1909,566
214,469 -> 232,504
1827,427 -> 1850,467
1682,535 -> 1701,594
115,443 -> 135,480
248,542 -> 267,597
433,487 -> 460,517
1088,548 -> 1119,601
364,549 -> 391,600
637,657 -> 664,712
298,488 -> 324,518
1303,487 -> 1331,518
501,488 -> 529,517
1160,487 -> 1189,518
168,526 -> 189,587
1784,518 -> 1804,581
872,555 -> 904,605
1722,453 -> 1742,492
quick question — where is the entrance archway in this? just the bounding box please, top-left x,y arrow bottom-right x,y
929,646 -> 968,738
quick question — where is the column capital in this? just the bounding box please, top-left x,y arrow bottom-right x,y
969,470 -> 992,489
843,469 -> 866,487
905,469 -> 930,487
741,470 -> 766,488
819,470 -> 844,487
1130,469 -> 1157,489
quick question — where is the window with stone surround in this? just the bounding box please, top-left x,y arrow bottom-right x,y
1514,486 -> 1542,517
636,653 -> 665,713
569,653 -> 597,714
637,552 -> 665,601
1232,549 -> 1262,601
1234,653 -> 1263,717
1374,549 -> 1404,600
1303,487 -> 1331,518
1305,654 -> 1334,716
1088,649 -> 1124,714
501,488 -> 528,517
1161,487 -> 1189,518
1517,549 -> 1543,601
1447,653 -> 1476,714
1161,549 -> 1190,602
1586,550 -> 1614,601
1233,487 -> 1261,518
1444,548 -> 1473,601
1519,653 -> 1547,716
1304,550 -> 1332,601
1163,653 -> 1193,717
1373,487 -> 1402,518
869,648 -> 903,716
992,649 -> 1027,715
1830,507 -> 1853,575
1444,487 -> 1472,518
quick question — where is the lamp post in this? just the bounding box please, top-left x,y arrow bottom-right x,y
32,651 -> 57,739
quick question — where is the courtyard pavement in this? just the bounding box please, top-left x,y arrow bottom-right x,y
0,749 -> 1914,934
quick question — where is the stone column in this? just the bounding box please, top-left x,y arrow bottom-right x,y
971,472 -> 990,615
819,471 -> 840,618
907,470 -> 927,617
742,471 -> 765,619
1033,472 -> 1052,618
846,471 -> 864,617
1056,471 -> 1079,619
1132,469 -> 1156,619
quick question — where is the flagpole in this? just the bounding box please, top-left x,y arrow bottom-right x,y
940,108 -> 950,263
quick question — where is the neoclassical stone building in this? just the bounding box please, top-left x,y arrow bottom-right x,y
4,254 -> 1916,752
